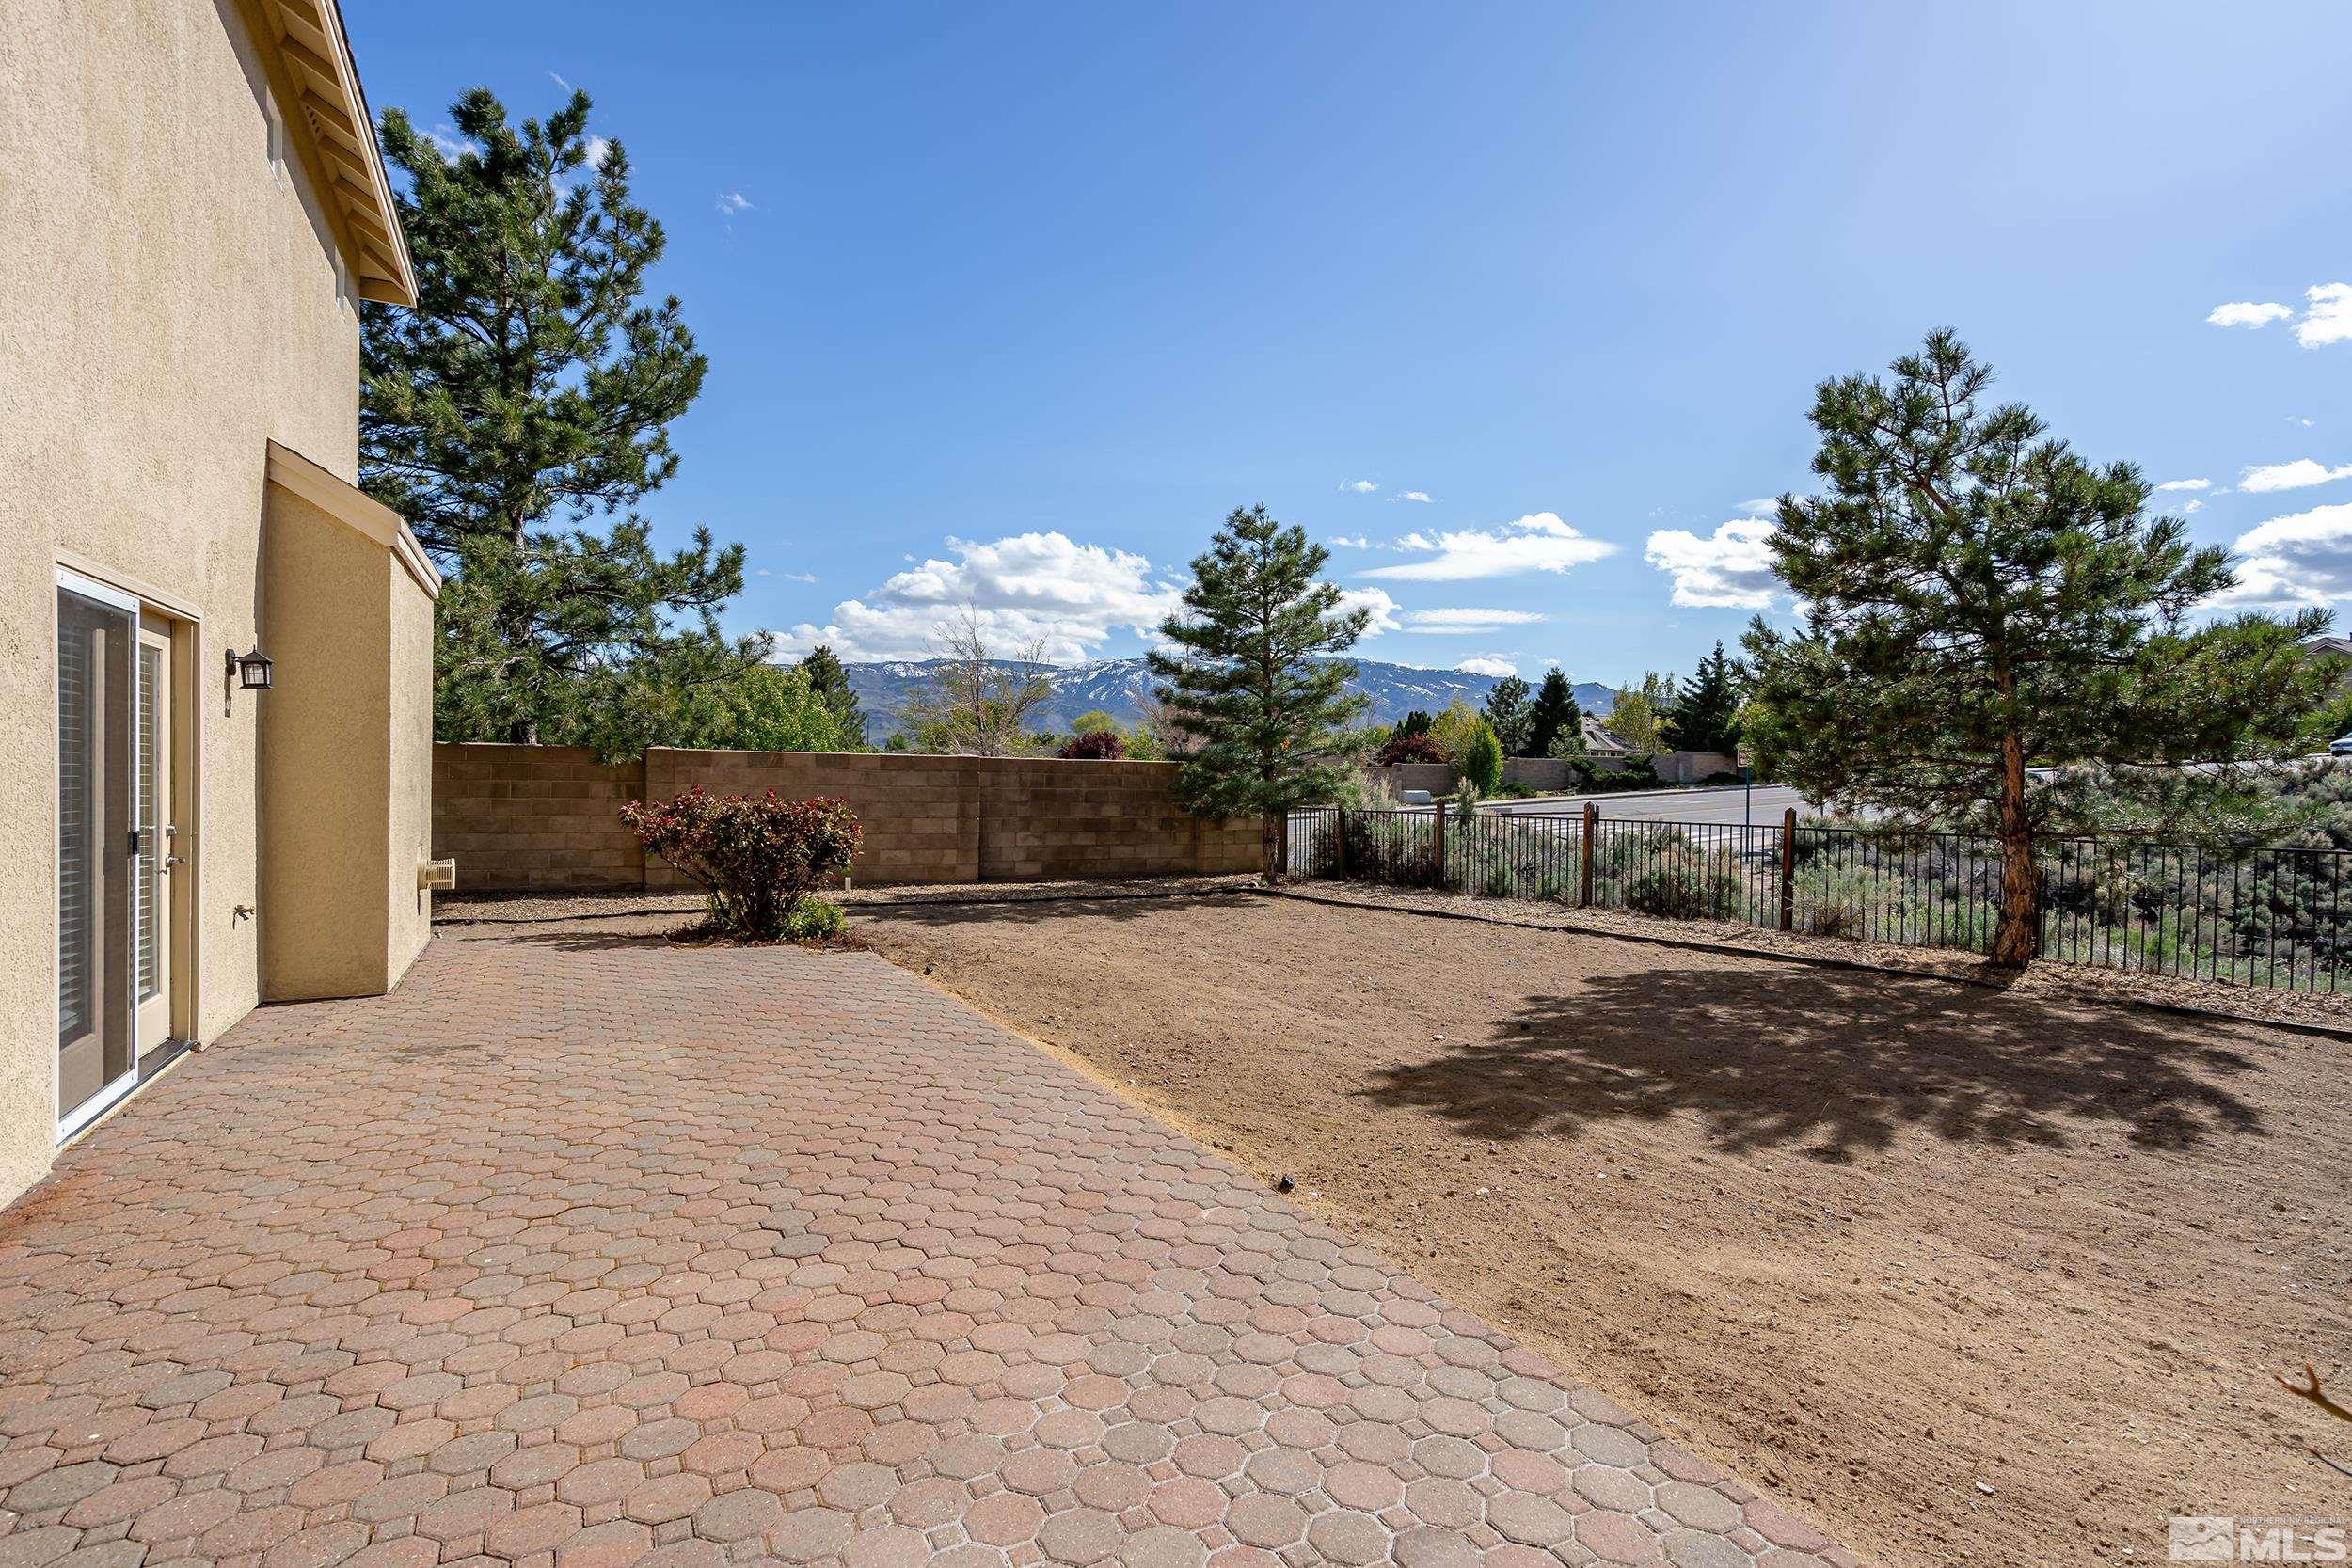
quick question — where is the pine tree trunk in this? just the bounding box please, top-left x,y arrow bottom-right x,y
1989,733 -> 2040,966
1260,816 -> 1283,886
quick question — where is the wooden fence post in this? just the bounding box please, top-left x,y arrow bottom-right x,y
1579,801 -> 1597,908
1779,806 -> 1797,931
1336,808 -> 1350,879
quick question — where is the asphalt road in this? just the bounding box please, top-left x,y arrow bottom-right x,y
1482,783 -> 1809,825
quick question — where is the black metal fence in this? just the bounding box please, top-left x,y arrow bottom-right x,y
1284,805 -> 2352,992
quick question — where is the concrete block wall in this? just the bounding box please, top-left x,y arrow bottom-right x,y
432,744 -> 1260,892
642,749 -> 983,890
433,745 -> 647,891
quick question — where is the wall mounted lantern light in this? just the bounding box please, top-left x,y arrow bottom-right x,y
226,647 -> 274,691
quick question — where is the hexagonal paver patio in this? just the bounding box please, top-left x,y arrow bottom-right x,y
0,933 -> 1854,1568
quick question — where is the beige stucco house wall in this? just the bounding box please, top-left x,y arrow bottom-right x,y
0,0 -> 434,1208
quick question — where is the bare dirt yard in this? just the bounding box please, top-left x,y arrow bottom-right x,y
844,886 -> 2352,1568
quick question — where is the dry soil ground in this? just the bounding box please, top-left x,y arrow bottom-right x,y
839,887 -> 2352,1568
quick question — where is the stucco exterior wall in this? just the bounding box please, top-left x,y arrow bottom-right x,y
433,746 -> 1263,892
0,0 -> 376,1203
384,556 -> 437,987
259,489 -> 391,1000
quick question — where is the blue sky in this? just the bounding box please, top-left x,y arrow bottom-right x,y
346,1 -> 2351,686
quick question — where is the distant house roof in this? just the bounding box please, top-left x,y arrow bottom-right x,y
1581,713 -> 1635,755
253,0 -> 416,304
2305,634 -> 2352,660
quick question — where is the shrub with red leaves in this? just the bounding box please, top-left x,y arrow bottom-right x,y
1057,729 -> 1127,760
1373,730 -> 1451,767
620,786 -> 862,940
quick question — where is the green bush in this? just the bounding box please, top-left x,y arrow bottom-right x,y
1459,721 -> 1504,796
1622,847 -> 1744,920
784,896 -> 848,942
620,787 -> 862,941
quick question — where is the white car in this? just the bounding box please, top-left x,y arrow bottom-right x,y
2332,734 -> 2352,757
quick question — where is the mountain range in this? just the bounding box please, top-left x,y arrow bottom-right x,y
840,657 -> 1616,744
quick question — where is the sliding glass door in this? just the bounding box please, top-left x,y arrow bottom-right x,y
56,573 -> 138,1133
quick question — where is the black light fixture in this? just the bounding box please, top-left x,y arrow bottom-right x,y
226,647 -> 274,690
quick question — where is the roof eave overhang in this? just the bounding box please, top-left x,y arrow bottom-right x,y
251,0 -> 416,306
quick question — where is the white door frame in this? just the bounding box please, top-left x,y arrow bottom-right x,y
135,620 -> 174,1058
55,565 -> 144,1141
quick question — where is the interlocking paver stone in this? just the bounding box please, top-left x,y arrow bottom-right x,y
0,934 -> 1850,1568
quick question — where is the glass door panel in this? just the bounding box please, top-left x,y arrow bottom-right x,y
57,580 -> 136,1131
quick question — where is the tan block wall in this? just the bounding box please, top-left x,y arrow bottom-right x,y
0,0 -> 370,1204
434,746 -> 1261,892
433,747 -> 648,892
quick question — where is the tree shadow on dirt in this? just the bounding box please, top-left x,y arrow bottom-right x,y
1360,961 -> 2269,1162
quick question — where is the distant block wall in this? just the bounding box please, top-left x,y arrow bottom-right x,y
432,746 -> 648,892
432,744 -> 1260,892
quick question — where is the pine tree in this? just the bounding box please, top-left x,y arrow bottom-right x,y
364,87 -> 762,746
1663,642 -> 1745,754
1744,329 -> 2330,965
1150,504 -> 1371,879
798,645 -> 866,742
1482,675 -> 1534,756
1526,669 -> 1581,757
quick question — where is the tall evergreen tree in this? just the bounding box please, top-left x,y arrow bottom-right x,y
1526,669 -> 1581,758
798,645 -> 866,742
364,87 -> 763,746
1744,329 -> 2329,965
1150,504 -> 1370,880
1663,641 -> 1745,753
1482,675 -> 1534,755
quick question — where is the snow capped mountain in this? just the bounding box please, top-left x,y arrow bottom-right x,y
841,657 -> 1614,743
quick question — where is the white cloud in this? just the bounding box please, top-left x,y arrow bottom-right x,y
1334,587 -> 1401,636
1644,515 -> 1781,609
1360,512 -> 1613,582
2155,478 -> 2212,492
776,532 -> 1183,662
1400,608 -> 1545,634
423,124 -> 479,161
548,70 -> 573,90
2205,555 -> 2337,610
2207,300 -> 2294,329
2182,499 -> 2204,515
583,135 -> 612,170
2297,283 -> 2352,348
2235,499 -> 2352,559
1327,534 -> 1372,549
2238,459 -> 2352,494
715,191 -> 755,215
2214,500 -> 2352,608
1396,491 -> 1432,503
1735,497 -> 1781,517
1454,656 -> 1518,678
1341,479 -> 1379,494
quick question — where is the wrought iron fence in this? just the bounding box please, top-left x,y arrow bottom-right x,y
1284,805 -> 2352,993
